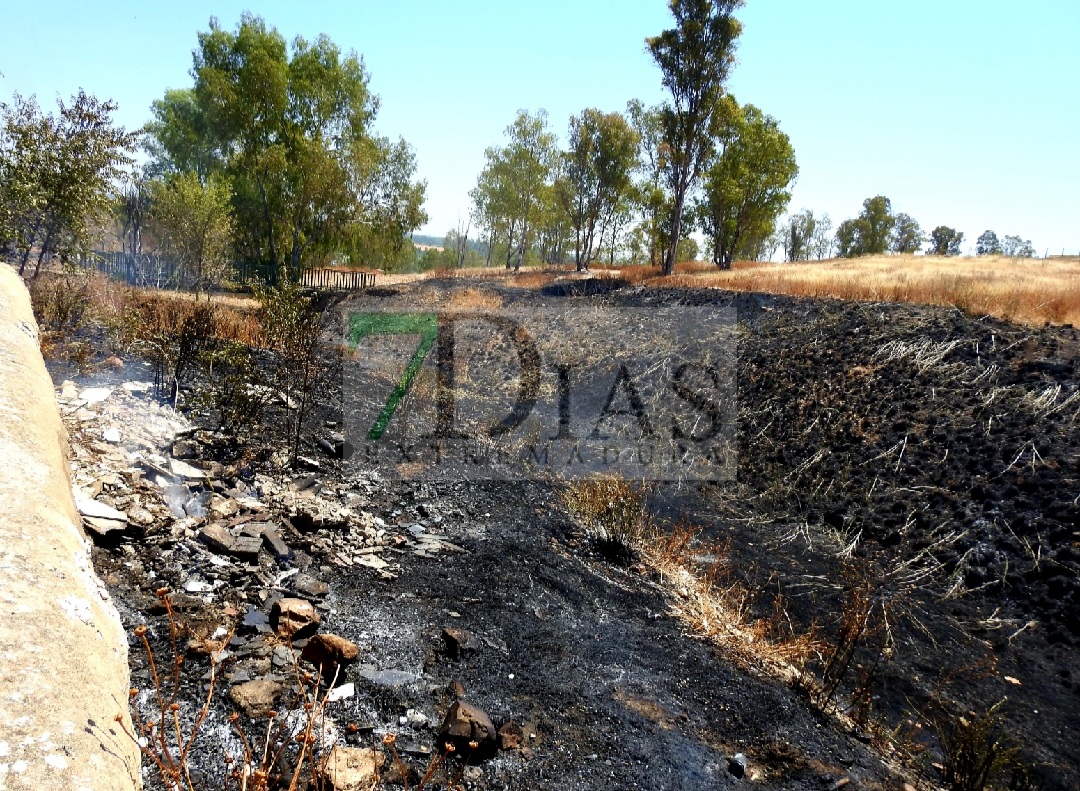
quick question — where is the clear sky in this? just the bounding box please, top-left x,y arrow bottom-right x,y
1,1 -> 1077,255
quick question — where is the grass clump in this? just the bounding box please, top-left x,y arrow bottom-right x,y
560,477 -> 651,565
928,698 -> 1025,791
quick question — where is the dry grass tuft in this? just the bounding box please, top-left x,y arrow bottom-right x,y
561,478 -> 816,677
444,287 -> 504,310
644,525 -> 819,678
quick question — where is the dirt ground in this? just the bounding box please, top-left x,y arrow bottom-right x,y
62,275 -> 1080,790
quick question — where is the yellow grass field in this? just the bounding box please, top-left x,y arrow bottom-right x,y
653,255 -> 1080,327
398,255 -> 1080,328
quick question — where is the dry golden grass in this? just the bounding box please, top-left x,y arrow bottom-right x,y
560,478 -> 816,678
649,255 -> 1080,327
444,287 -> 504,310
400,256 -> 1080,328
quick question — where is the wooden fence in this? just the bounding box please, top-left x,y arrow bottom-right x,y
300,268 -> 376,290
78,252 -> 375,293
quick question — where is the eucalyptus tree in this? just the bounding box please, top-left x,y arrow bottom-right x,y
556,108 -> 639,271
697,101 -> 796,269
890,213 -> 925,254
647,0 -> 743,274
146,14 -> 426,280
928,226 -> 964,256
470,110 -> 556,270
835,196 -> 895,258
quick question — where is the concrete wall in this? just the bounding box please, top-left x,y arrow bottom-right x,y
0,265 -> 140,790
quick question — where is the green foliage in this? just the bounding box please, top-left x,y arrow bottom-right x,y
194,340 -> 267,432
556,108 -> 640,271
835,195 -> 895,258
1001,235 -> 1035,258
675,236 -> 699,263
929,225 -> 964,256
626,100 -> 673,267
0,91 -> 137,275
697,101 -> 797,269
146,14 -> 426,281
470,110 -> 557,270
647,0 -> 743,274
150,172 -> 235,297
976,230 -> 1002,256
890,212 -> 926,254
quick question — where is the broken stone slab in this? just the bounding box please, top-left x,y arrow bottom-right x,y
229,679 -> 283,719
357,667 -> 417,688
74,490 -> 128,523
102,426 -> 121,444
270,597 -> 320,639
79,386 -> 112,404
438,701 -> 497,757
171,439 -> 199,459
319,745 -> 384,791
83,516 -> 131,542
198,524 -> 237,554
263,528 -> 292,560
353,554 -> 389,571
170,458 -> 206,481
230,535 -> 263,562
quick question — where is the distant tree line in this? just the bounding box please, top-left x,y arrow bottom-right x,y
767,196 -> 1037,261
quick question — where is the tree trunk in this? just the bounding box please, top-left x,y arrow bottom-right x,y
663,190 -> 686,276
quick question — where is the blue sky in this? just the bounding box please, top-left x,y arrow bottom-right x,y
2,1 -> 1077,255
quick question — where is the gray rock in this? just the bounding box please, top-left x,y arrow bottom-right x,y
262,528 -> 291,560
229,679 -> 283,718
438,700 -> 497,755
171,439 -> 199,459
357,667 -> 417,687
292,572 -> 328,598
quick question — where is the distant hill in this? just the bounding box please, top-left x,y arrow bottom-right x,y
411,234 -> 487,254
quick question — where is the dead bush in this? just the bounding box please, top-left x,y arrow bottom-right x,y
560,477 -> 651,564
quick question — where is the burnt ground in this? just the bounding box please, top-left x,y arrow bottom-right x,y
54,276 -> 1080,790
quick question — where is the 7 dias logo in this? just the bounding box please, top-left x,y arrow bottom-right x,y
341,304 -> 737,481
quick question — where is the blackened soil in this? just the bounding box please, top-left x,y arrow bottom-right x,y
330,480 -> 894,790
83,276 -> 1080,791
355,278 -> 1080,789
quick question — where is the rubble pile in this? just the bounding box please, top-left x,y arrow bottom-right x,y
58,379 -> 469,600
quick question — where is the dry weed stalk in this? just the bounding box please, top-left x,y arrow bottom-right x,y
116,588 -> 225,791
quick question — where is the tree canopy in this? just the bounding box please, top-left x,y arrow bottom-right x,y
835,195 -> 896,258
928,225 -> 964,256
697,101 -> 796,270
556,108 -> 639,271
470,110 -> 557,270
151,171 -> 235,297
146,14 -> 426,280
0,91 -> 137,275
